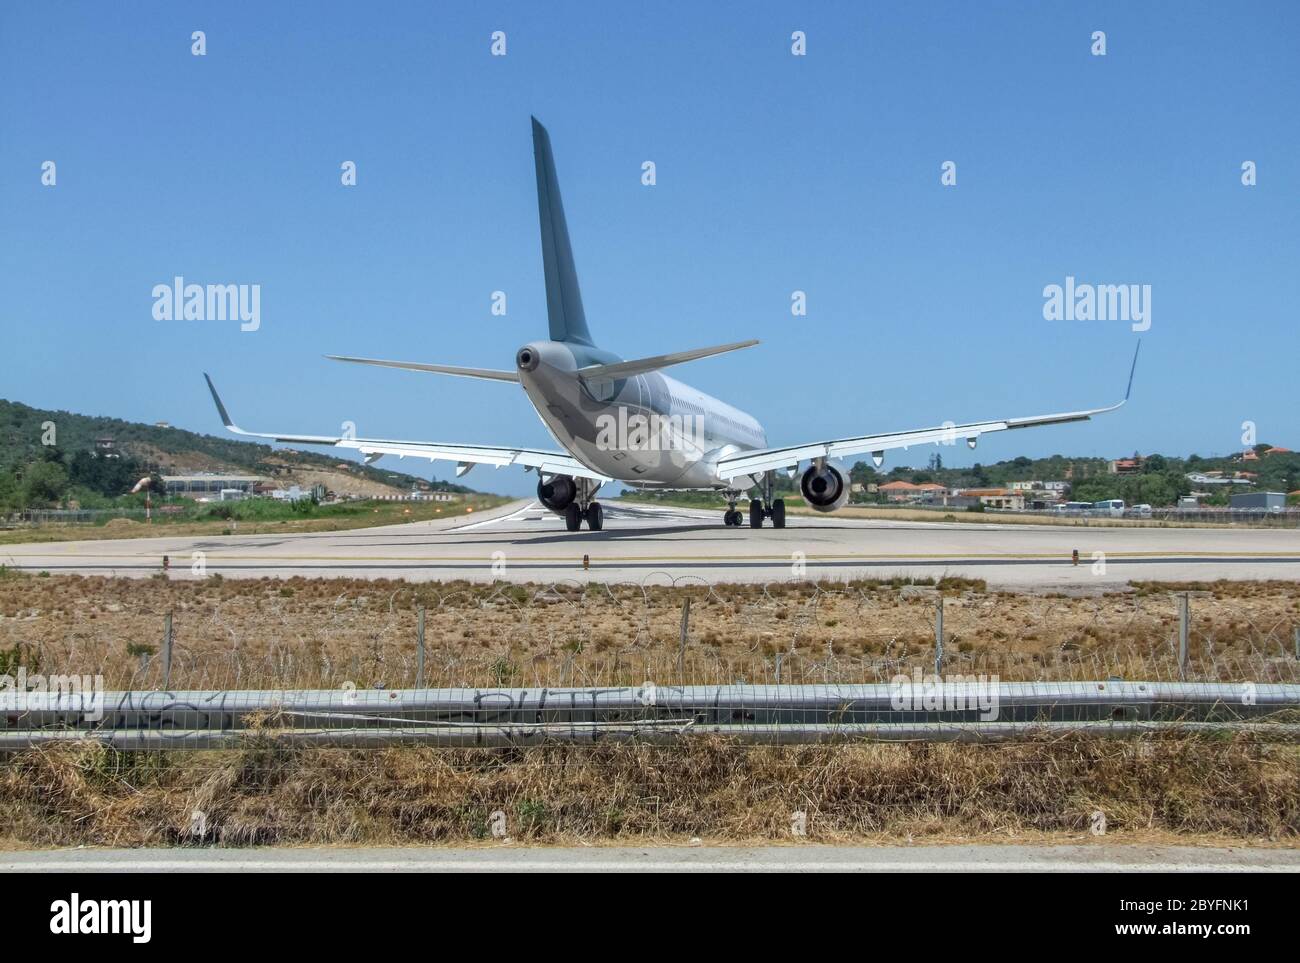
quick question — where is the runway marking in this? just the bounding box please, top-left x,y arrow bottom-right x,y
9,550 -> 1300,563
13,558 -> 1300,578
449,504 -> 539,532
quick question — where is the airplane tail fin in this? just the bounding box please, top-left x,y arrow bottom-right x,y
532,117 -> 594,347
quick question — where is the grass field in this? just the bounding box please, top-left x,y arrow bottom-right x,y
1,573 -> 1297,848
2,736 -> 1295,848
0,494 -> 510,545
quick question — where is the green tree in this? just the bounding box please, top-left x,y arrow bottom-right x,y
21,460 -> 68,506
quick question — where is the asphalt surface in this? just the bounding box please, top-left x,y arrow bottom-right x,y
5,499 -> 1300,589
3,844 -> 1296,872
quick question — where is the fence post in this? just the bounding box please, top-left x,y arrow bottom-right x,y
162,611 -> 173,689
1178,592 -> 1190,680
934,596 -> 944,676
678,596 -> 690,685
416,606 -> 426,688
1293,625 -> 1299,660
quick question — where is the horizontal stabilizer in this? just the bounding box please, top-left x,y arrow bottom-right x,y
578,339 -> 759,382
326,355 -> 519,382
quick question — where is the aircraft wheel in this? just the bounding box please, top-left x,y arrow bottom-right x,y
585,501 -> 603,531
749,499 -> 764,528
565,503 -> 583,532
771,499 -> 786,529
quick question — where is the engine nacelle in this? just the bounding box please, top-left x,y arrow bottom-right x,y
799,460 -> 851,513
537,475 -> 577,513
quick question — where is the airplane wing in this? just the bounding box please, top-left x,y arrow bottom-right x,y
717,343 -> 1140,481
204,374 -> 609,482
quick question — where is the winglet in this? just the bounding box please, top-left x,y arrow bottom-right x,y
1124,340 -> 1141,402
204,373 -> 236,429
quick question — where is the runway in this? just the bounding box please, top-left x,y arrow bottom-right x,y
5,499 -> 1300,589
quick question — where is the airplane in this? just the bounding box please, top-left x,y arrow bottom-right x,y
205,117 -> 1138,533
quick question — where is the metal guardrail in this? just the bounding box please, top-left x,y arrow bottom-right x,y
4,682 -> 1297,748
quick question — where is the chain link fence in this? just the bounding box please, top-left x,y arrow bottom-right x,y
4,575 -> 1298,691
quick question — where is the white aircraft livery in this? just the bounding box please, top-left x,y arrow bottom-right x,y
206,117 -> 1138,532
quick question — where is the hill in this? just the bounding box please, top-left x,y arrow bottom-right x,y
0,398 -> 476,509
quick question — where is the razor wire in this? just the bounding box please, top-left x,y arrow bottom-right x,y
3,575 -> 1299,694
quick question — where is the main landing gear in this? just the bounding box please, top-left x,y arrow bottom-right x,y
564,501 -> 604,531
557,476 -> 604,532
723,472 -> 786,529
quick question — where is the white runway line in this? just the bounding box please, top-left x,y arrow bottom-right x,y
449,502 -> 539,531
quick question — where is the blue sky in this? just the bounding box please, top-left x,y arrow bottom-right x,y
2,1 -> 1296,495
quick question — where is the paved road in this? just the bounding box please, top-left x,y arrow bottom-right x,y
3,844 -> 1296,873
5,499 -> 1299,589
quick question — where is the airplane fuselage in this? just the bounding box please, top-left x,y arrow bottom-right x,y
515,339 -> 766,489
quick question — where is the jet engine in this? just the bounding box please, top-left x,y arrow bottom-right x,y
537,475 -> 577,512
799,460 -> 851,513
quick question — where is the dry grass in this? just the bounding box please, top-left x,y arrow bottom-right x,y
1,735 -> 1295,848
2,574 -> 1297,849
1,574 -> 1298,689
